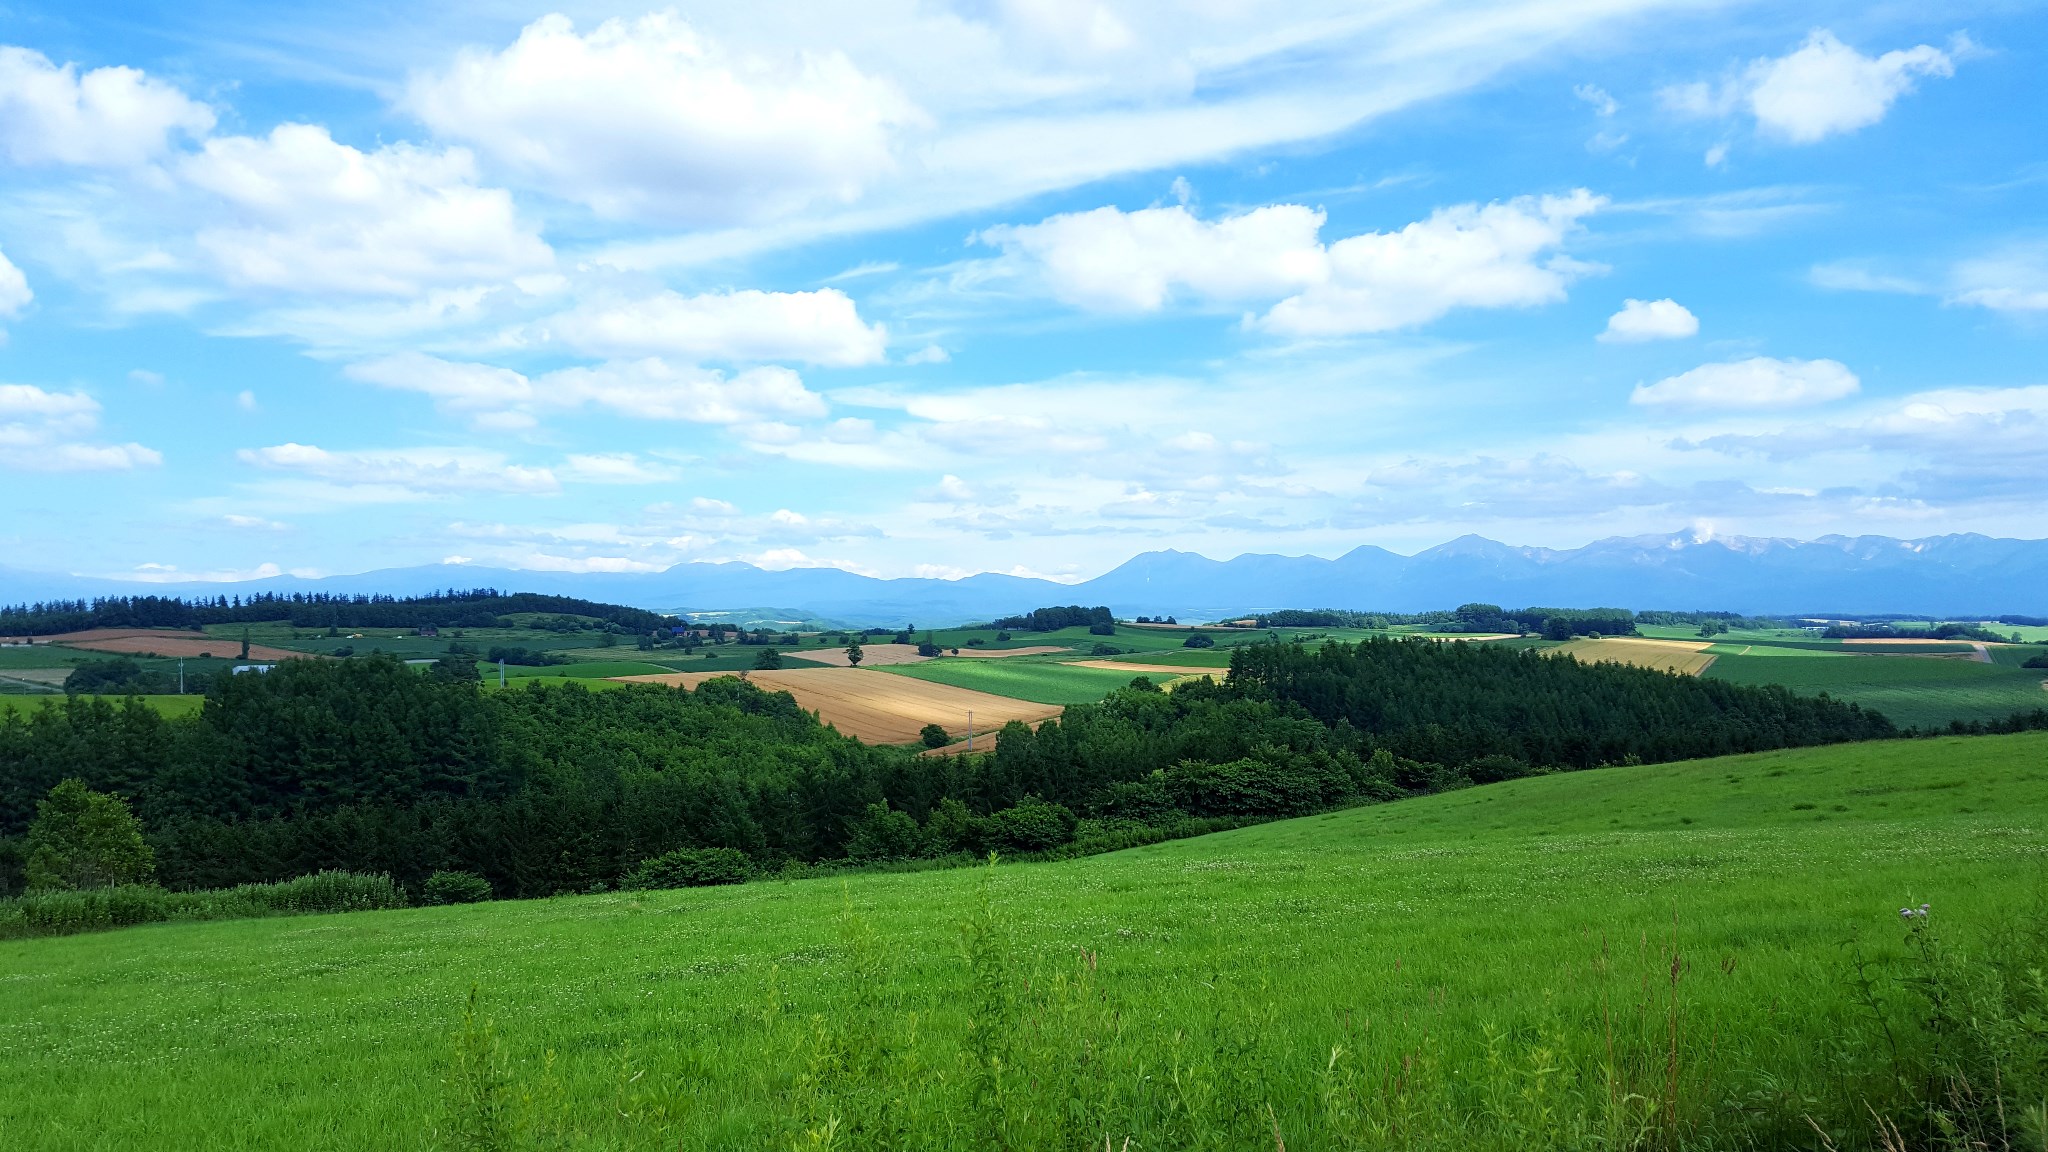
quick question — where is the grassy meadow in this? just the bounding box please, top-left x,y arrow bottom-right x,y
2,732 -> 2043,1150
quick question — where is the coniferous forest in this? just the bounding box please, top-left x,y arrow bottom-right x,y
0,639 -> 1898,899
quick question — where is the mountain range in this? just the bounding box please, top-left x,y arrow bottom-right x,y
5,531 -> 2045,626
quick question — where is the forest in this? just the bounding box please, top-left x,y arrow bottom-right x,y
0,589 -> 678,636
0,638 -> 1896,900
988,604 -> 1115,631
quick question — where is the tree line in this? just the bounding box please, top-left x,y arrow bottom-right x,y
989,605 -> 1114,632
0,635 -> 1908,900
0,589 -> 677,637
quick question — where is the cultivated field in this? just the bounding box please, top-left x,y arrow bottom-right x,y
1553,636 -> 1719,675
1,733 -> 2040,1149
784,642 -> 929,667
610,667 -> 1061,743
1062,659 -> 1229,678
881,657 -> 1156,705
949,645 -> 1070,658
1707,648 -> 2048,729
39,628 -> 311,662
0,693 -> 207,719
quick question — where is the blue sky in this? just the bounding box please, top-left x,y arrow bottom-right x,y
1,0 -> 2043,584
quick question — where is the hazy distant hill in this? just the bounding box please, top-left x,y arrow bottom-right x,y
5,531 -> 2045,625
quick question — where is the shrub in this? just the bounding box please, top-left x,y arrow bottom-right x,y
422,870 -> 494,905
924,797 -> 975,855
1088,623 -> 1115,636
1462,753 -> 1539,784
920,723 -> 951,749
1093,773 -> 1179,822
979,796 -> 1078,852
620,847 -> 752,890
1090,643 -> 1123,656
916,641 -> 942,657
1166,751 -> 1354,817
846,803 -> 927,862
1182,633 -> 1215,649
995,631 -> 1011,641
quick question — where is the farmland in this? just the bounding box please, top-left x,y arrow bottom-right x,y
612,667 -> 1063,743
1,732 -> 2041,1149
1706,647 -> 2048,729
880,656 -> 1159,705
1552,636 -> 1719,675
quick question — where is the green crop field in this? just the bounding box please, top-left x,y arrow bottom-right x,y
0,693 -> 207,719
1707,649 -> 2048,729
485,659 -> 681,681
879,657 -> 1156,704
2,733 -> 2043,1150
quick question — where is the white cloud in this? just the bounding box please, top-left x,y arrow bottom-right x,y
346,352 -> 828,429
221,513 -> 291,531
0,383 -> 161,471
0,46 -> 214,167
235,443 -> 560,496
904,344 -> 950,365
1598,298 -> 1698,342
181,124 -> 552,295
406,13 -> 920,224
981,190 -> 1603,334
1665,30 -> 1955,146
560,452 -> 683,484
0,245 -> 28,317
978,202 -> 1326,311
546,288 -> 886,365
1262,190 -> 1605,336
1573,84 -> 1617,117
1631,357 -> 1859,409
1949,246 -> 2048,316
235,389 -> 257,411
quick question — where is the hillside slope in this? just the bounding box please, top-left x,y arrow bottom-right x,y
2,733 -> 2043,1150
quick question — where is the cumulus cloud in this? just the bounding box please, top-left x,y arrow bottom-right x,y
978,203 -> 1327,311
347,352 -> 828,430
1631,357 -> 1859,409
1665,30 -> 1955,145
181,124 -> 552,295
0,46 -> 215,167
1598,298 -> 1697,342
981,190 -> 1603,334
0,246 -> 29,317
0,383 -> 161,471
235,443 -> 560,497
406,12 -> 920,223
1263,191 -> 1605,336
546,288 -> 886,365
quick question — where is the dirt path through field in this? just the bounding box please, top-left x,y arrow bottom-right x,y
609,667 -> 1061,744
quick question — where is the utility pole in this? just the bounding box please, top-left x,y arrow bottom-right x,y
498,658 -> 506,688
967,709 -> 974,752
179,657 -> 185,694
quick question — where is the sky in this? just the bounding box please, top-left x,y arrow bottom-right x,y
1,0 -> 2044,585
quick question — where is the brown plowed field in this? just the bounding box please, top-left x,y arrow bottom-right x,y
610,667 -> 1062,744
40,629 -> 313,662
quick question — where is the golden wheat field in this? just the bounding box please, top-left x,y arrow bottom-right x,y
1552,636 -> 1718,675
610,667 -> 1063,744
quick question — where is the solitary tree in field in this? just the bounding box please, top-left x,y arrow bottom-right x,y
846,643 -> 864,667
754,648 -> 783,670
239,627 -> 251,660
25,779 -> 156,891
920,723 -> 950,749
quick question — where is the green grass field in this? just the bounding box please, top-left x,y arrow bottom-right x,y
1,733 -> 2042,1150
1707,649 -> 2048,729
879,657 -> 1156,704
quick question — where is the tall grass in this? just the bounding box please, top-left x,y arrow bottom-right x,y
0,870 -> 405,938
